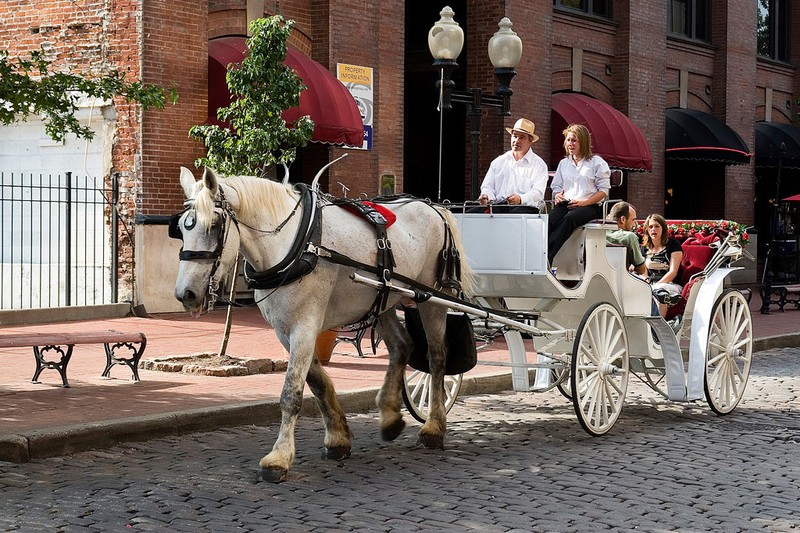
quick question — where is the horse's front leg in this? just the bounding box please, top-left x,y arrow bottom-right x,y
305,356 -> 352,460
374,311 -> 413,441
259,335 -> 315,483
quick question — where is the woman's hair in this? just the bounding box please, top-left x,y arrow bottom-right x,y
642,213 -> 669,248
562,123 -> 593,160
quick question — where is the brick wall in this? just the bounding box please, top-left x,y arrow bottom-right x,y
615,0 -> 667,217
139,0 -> 208,217
714,0 -> 757,226
4,0 -> 800,304
465,2 -> 506,196
794,7 -> 800,126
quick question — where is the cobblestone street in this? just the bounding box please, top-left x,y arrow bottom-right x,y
1,347 -> 799,532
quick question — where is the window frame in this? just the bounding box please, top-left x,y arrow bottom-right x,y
667,0 -> 710,42
553,0 -> 613,19
757,0 -> 791,62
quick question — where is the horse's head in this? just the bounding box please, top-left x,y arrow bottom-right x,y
172,167 -> 242,317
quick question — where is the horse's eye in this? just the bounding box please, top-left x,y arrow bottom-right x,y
184,213 -> 196,230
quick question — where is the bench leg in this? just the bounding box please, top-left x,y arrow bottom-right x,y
31,344 -> 74,388
778,287 -> 789,312
102,337 -> 147,381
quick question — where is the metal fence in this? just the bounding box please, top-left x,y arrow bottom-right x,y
0,172 -> 118,310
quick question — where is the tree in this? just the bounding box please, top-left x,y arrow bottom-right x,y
0,49 -> 177,142
189,16 -> 314,177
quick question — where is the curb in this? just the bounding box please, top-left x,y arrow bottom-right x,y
0,372 -> 515,464
753,333 -> 800,353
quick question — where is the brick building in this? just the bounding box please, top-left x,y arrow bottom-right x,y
1,0 -> 798,312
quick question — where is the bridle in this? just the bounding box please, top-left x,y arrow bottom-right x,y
169,185 -> 311,311
169,188 -> 239,311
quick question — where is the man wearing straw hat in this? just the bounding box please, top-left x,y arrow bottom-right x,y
470,118 -> 548,213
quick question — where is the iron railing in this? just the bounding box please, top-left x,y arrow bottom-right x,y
0,172 -> 118,310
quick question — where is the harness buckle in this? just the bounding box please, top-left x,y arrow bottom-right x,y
377,238 -> 387,250
382,268 -> 391,283
207,276 -> 220,312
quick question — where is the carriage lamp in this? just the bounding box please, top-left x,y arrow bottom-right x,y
429,8 -> 523,200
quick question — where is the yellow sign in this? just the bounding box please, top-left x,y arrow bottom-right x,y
337,64 -> 372,85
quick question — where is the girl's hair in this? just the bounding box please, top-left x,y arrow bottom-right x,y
562,123 -> 593,160
642,213 -> 669,248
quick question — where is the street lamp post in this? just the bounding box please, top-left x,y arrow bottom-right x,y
428,6 -> 523,201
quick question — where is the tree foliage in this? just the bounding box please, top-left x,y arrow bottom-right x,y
189,16 -> 314,177
0,49 -> 177,142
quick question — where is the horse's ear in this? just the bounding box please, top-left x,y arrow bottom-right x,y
180,167 -> 197,198
202,167 -> 220,196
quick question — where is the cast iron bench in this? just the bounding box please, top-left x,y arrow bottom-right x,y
0,330 -> 147,388
760,284 -> 800,313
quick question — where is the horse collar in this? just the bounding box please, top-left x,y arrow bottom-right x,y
243,184 -> 321,290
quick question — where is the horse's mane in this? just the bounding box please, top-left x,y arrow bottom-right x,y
194,174 -> 299,229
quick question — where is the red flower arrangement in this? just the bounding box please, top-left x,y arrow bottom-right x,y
635,219 -> 749,247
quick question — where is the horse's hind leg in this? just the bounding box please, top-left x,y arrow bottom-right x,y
374,310 -> 413,441
414,303 -> 448,449
305,358 -> 352,460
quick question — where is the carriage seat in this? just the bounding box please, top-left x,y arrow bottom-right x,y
663,240 -> 717,320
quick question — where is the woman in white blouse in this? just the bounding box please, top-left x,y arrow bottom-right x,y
547,123 -> 611,264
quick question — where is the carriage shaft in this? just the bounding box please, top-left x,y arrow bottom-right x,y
350,273 -> 569,338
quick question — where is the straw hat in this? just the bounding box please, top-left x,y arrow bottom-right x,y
505,118 -> 539,142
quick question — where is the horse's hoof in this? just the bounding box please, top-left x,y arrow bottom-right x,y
381,418 -> 406,441
260,466 -> 288,483
417,432 -> 444,449
323,446 -> 351,461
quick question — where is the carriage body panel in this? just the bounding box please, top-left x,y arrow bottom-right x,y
453,213 -> 652,318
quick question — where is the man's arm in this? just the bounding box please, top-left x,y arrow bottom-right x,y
518,157 -> 549,207
478,159 -> 499,202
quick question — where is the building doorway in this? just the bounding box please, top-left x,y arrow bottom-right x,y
404,1 -> 467,202
664,160 -> 725,219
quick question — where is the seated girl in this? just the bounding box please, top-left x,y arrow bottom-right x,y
641,213 -> 684,317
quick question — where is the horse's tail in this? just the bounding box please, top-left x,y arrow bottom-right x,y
438,208 -> 476,298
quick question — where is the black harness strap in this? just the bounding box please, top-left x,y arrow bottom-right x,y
331,199 -> 396,316
244,183 -> 321,290
437,223 -> 463,291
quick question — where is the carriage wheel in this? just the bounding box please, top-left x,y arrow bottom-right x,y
402,369 -> 463,423
704,289 -> 752,415
571,302 -> 629,436
555,367 -> 572,399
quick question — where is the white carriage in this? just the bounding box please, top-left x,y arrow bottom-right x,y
396,212 -> 753,436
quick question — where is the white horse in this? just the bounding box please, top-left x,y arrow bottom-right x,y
173,167 -> 474,482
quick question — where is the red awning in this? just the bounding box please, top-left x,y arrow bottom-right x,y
551,92 -> 653,171
207,37 -> 364,147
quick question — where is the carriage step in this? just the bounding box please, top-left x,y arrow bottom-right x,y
643,317 -> 686,401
